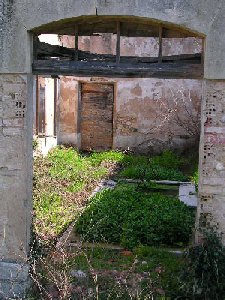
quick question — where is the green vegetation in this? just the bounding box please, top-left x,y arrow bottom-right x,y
75,183 -> 195,249
33,147 -> 123,240
119,150 -> 188,181
28,245 -> 184,299
31,147 -> 200,299
71,246 -> 184,299
32,137 -> 38,150
33,148 -> 196,242
191,169 -> 199,189
120,165 -> 187,181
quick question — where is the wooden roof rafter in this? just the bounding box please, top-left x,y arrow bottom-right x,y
32,16 -> 204,79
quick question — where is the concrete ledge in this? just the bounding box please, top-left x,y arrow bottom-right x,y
0,262 -> 29,299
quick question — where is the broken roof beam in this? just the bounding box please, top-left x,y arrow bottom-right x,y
116,21 -> 121,65
35,41 -> 202,64
34,40 -> 75,58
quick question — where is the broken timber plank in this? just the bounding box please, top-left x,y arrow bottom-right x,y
35,41 -> 202,64
116,21 -> 121,65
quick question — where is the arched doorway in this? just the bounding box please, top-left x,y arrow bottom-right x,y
1,2 -> 225,296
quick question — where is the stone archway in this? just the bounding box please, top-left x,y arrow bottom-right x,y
1,0 -> 225,297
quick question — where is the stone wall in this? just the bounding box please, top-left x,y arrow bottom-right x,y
58,76 -> 201,154
0,74 -> 31,296
198,80 -> 225,241
0,74 -> 31,261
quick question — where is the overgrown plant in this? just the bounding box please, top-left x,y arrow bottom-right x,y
120,150 -> 187,182
26,231 -> 176,300
33,147 -> 122,242
191,169 -> 199,190
179,227 -> 225,299
33,137 -> 39,151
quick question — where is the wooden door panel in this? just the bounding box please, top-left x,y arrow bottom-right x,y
80,83 -> 113,151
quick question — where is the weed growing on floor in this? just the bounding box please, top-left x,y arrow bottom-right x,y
150,150 -> 184,169
31,147 -> 198,299
75,183 -> 195,249
27,237 -> 184,299
33,147 -> 121,242
119,150 -> 188,181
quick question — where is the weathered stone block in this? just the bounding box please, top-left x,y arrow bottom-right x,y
0,262 -> 29,281
0,262 -> 29,299
0,74 -> 31,263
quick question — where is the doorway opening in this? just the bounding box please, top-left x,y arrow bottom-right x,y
30,16 -> 204,298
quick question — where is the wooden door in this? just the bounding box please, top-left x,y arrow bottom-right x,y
80,83 -> 114,151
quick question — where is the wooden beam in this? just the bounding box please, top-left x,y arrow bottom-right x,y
116,21 -> 121,65
201,39 -> 204,66
35,76 -> 39,135
158,25 -> 163,63
32,60 -> 203,79
74,26 -> 79,61
53,78 -> 57,136
33,36 -> 39,60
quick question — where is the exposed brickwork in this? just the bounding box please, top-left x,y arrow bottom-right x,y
80,83 -> 113,151
0,74 -> 30,261
199,80 -> 225,239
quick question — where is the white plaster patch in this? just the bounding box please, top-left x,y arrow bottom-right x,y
179,183 -> 198,207
0,216 -> 8,256
205,127 -> 225,134
216,162 -> 225,171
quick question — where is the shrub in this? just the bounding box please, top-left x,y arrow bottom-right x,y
89,150 -> 125,165
119,150 -> 187,181
120,165 -> 187,181
75,184 -> 195,249
191,169 -> 199,190
33,138 -> 38,151
179,228 -> 225,299
150,150 -> 184,169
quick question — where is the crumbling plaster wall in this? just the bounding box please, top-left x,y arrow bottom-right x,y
0,0 -> 225,288
58,76 -> 80,146
198,80 -> 225,236
0,74 -> 32,261
58,75 -> 202,153
115,78 -> 201,153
